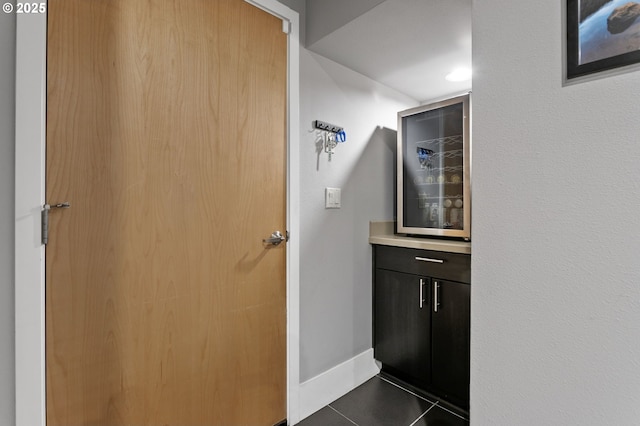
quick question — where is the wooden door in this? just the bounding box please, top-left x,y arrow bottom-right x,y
45,1 -> 287,425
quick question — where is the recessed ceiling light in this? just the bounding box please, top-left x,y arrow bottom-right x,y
445,68 -> 472,82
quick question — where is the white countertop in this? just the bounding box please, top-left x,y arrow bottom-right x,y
368,221 -> 471,255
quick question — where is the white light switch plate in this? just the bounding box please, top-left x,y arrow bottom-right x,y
325,187 -> 341,209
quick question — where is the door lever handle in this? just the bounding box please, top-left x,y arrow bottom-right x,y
42,202 -> 71,245
44,202 -> 71,210
263,230 -> 286,246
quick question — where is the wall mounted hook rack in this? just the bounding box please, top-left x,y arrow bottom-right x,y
314,120 -> 343,134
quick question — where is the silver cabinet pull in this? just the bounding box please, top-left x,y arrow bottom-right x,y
263,230 -> 287,246
419,278 -> 425,309
434,281 -> 440,313
415,256 -> 444,264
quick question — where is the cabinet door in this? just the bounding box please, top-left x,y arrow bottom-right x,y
431,279 -> 470,406
374,269 -> 431,385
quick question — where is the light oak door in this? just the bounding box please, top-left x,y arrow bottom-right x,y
45,1 -> 287,425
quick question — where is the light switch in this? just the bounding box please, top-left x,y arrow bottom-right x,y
325,187 -> 341,209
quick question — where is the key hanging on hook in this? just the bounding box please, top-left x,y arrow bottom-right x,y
325,131 -> 337,160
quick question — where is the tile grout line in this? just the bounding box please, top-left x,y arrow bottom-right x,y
433,401 -> 469,421
327,404 -> 359,426
408,404 -> 437,426
378,375 -> 469,422
377,375 -> 436,404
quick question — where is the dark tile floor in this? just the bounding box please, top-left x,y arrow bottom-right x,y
297,375 -> 468,426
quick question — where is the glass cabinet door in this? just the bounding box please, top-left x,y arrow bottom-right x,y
397,95 -> 470,238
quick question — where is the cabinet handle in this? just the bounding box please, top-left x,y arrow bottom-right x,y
434,281 -> 440,313
419,278 -> 425,309
415,256 -> 444,264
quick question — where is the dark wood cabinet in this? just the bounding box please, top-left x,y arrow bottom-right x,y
374,269 -> 431,386
373,244 -> 470,409
431,279 -> 470,405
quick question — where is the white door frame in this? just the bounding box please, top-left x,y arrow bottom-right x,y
14,1 -> 301,424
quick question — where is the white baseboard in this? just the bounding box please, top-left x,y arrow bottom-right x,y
297,348 -> 380,423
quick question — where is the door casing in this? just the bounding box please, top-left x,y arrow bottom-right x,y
13,1 -> 301,424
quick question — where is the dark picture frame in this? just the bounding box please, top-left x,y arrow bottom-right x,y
567,0 -> 640,79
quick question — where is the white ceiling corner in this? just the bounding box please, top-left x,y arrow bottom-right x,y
306,0 -> 472,103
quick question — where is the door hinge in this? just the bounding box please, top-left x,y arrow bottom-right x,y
42,202 -> 71,245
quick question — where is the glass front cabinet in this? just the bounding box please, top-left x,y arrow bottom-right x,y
397,94 -> 470,239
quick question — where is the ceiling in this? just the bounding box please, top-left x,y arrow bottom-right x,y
305,0 -> 472,103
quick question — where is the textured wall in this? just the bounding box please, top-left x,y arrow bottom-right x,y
299,49 -> 417,381
0,7 -> 16,425
471,1 -> 640,424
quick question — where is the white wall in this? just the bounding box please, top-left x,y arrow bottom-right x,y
298,49 -> 417,381
471,1 -> 640,425
0,7 -> 16,425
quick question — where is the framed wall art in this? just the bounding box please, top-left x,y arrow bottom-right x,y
567,0 -> 640,79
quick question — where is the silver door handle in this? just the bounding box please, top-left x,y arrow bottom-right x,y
44,202 -> 71,210
41,202 -> 71,245
263,230 -> 287,246
434,281 -> 440,313
415,256 -> 444,264
419,278 -> 425,309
